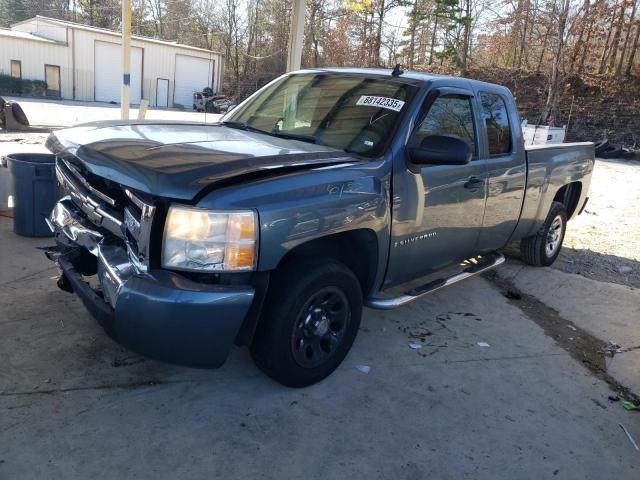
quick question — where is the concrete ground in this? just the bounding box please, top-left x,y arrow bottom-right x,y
2,96 -> 223,127
0,216 -> 639,479
0,117 -> 639,478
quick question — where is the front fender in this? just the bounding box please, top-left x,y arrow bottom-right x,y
196,160 -> 392,285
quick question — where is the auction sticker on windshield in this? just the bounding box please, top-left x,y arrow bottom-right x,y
356,96 -> 405,112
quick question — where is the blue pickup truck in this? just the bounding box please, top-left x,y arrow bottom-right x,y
45,68 -> 594,386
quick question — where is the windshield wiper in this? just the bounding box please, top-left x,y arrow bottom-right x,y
271,131 -> 326,146
220,120 -> 270,135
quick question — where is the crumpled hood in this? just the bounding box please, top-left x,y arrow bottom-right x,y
46,120 -> 358,200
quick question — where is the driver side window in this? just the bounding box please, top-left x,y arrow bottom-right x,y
416,94 -> 477,158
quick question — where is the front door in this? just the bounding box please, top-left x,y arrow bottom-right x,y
45,64 -> 60,97
386,90 -> 488,287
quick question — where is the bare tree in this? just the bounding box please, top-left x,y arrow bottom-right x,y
616,0 -> 638,76
625,12 -> 640,75
540,0 -> 570,125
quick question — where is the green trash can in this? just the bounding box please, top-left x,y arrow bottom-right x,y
6,153 -> 57,237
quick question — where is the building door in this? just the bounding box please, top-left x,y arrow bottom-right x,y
156,78 -> 169,108
45,64 -> 60,97
94,41 -> 143,104
174,55 -> 212,108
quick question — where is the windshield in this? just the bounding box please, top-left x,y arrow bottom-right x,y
224,73 -> 418,157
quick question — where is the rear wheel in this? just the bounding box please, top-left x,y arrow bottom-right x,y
251,259 -> 362,387
520,201 -> 567,267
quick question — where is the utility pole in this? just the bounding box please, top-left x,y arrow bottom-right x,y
286,0 -> 306,72
121,0 -> 132,120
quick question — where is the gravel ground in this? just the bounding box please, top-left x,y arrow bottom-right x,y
553,158 -> 640,288
502,158 -> 640,288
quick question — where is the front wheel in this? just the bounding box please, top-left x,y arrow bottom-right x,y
251,259 -> 362,387
520,201 -> 567,267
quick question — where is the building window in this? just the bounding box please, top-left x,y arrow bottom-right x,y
11,60 -> 21,79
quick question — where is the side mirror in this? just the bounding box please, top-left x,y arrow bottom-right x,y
408,135 -> 472,165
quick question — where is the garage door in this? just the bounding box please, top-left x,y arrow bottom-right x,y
174,55 -> 212,108
95,41 -> 143,104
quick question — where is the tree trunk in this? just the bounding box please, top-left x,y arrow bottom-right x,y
536,25 -> 550,72
626,19 -> 640,75
540,0 -> 570,126
429,15 -> 439,65
616,0 -> 638,76
577,15 -> 595,74
607,0 -> 628,72
373,0 -> 386,67
570,0 -> 591,73
408,1 -> 417,70
599,1 -> 620,73
461,0 -> 471,73
517,0 -> 532,69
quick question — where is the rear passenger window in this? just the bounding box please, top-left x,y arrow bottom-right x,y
417,94 -> 476,157
480,93 -> 512,156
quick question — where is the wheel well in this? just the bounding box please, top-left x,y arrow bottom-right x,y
275,230 -> 379,297
553,182 -> 582,219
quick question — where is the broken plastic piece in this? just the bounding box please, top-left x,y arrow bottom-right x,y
477,342 -> 490,347
356,365 -> 371,374
621,400 -> 639,411
409,342 -> 423,349
600,341 -> 623,357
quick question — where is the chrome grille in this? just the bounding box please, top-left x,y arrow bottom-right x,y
55,157 -> 156,269
55,158 -> 124,239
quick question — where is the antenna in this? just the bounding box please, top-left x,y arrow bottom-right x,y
391,64 -> 404,76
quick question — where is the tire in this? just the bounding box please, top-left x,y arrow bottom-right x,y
599,144 -> 622,159
251,258 -> 363,387
520,201 -> 567,267
11,102 -> 29,126
594,139 -> 609,155
0,97 -> 5,128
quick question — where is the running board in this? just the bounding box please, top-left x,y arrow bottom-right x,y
365,252 -> 505,310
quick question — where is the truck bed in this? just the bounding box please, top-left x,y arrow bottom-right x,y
511,142 -> 595,241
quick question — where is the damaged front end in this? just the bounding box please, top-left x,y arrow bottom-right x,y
48,155 -> 153,310
46,156 -> 255,367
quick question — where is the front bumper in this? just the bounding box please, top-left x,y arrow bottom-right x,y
48,198 -> 255,367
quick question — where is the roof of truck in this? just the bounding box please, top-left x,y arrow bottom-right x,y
294,67 -> 510,93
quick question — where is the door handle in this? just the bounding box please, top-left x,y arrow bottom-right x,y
464,176 -> 482,191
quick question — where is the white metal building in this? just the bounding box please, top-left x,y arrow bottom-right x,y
0,16 -> 224,108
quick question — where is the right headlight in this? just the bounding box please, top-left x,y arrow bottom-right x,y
162,205 -> 257,272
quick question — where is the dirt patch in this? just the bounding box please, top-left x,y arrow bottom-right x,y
485,270 -> 640,405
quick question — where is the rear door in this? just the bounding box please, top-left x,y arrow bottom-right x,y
386,87 -> 488,286
473,90 -> 526,251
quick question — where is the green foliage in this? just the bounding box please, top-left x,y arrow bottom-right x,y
0,0 -> 28,27
0,74 -> 47,96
